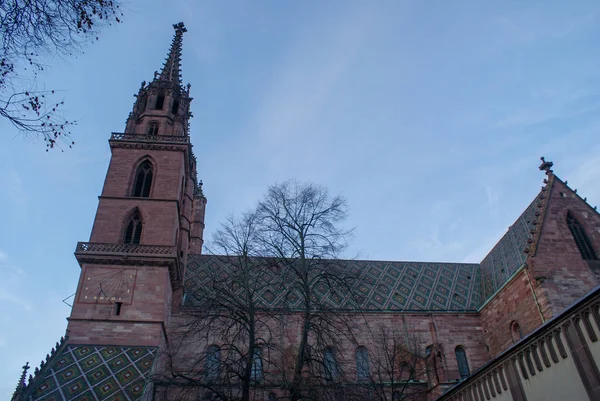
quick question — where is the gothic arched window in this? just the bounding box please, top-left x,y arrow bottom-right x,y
147,121 -> 159,136
324,347 -> 339,380
251,348 -> 263,382
567,212 -> 598,260
171,99 -> 180,114
123,210 -> 142,244
140,95 -> 148,112
205,345 -> 221,381
455,346 -> 470,380
399,362 -> 412,381
511,321 -> 523,343
155,93 -> 165,109
356,346 -> 369,380
132,160 -> 153,198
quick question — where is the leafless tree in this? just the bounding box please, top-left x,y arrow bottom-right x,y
0,0 -> 122,148
154,212 -> 282,401
255,180 -> 358,401
346,325 -> 431,401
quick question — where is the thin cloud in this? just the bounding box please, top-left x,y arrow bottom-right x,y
0,251 -> 32,311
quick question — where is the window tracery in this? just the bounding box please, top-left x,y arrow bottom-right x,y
567,212 -> 597,260
132,160 -> 153,198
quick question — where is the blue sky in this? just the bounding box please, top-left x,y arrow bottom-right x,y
1,0 -> 600,396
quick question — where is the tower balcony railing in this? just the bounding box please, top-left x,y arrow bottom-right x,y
75,242 -> 176,258
110,132 -> 190,144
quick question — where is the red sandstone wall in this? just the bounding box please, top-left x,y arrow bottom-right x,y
531,177 -> 600,318
89,148 -> 186,245
67,264 -> 172,346
89,197 -> 179,245
100,148 -> 185,199
165,311 -> 488,396
479,270 -> 544,357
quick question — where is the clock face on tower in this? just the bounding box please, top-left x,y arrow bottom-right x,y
78,267 -> 137,304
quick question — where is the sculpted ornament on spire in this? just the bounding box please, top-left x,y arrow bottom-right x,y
125,22 -> 193,136
156,22 -> 187,90
539,157 -> 554,175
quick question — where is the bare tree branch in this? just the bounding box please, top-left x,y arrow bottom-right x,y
0,0 -> 123,148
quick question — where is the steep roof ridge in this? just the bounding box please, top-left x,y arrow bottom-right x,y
478,193 -> 540,298
524,171 -> 555,258
15,336 -> 68,401
554,174 -> 600,216
526,157 -> 600,258
10,362 -> 29,401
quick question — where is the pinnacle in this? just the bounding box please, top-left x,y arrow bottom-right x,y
155,22 -> 187,89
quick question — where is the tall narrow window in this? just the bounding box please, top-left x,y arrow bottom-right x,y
140,96 -> 148,112
399,362 -> 412,381
251,348 -> 263,382
356,346 -> 369,381
455,346 -> 470,380
171,99 -> 180,114
205,345 -> 221,381
124,211 -> 142,244
132,160 -> 153,198
147,121 -> 159,136
567,212 -> 598,260
155,93 -> 165,109
324,347 -> 339,380
511,321 -> 523,343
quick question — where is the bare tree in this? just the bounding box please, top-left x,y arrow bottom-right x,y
255,180 -> 357,401
347,325 -> 430,401
0,0 -> 122,148
154,212 -> 282,401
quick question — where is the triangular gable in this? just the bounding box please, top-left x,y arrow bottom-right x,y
479,192 -> 542,299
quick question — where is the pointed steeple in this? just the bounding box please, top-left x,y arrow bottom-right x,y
124,22 -> 193,137
155,22 -> 187,90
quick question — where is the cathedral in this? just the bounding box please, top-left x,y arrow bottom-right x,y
10,23 -> 600,401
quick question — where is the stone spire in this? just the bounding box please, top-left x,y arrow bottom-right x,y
124,22 -> 192,136
155,22 -> 187,90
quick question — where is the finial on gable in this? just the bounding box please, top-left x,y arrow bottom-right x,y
539,157 -> 554,175
11,362 -> 30,401
173,21 -> 187,34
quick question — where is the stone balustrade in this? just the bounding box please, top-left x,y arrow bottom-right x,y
110,132 -> 189,143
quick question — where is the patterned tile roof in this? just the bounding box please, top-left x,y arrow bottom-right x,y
184,255 -> 482,311
21,344 -> 157,401
479,194 -> 541,299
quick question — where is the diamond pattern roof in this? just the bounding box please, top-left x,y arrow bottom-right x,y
184,190 -> 544,311
479,194 -> 540,299
22,345 -> 157,401
185,255 -> 482,311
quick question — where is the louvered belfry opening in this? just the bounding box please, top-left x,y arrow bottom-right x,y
147,122 -> 159,136
567,212 -> 598,260
124,211 -> 143,244
132,160 -> 153,198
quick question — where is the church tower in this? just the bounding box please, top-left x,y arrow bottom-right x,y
67,23 -> 206,347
